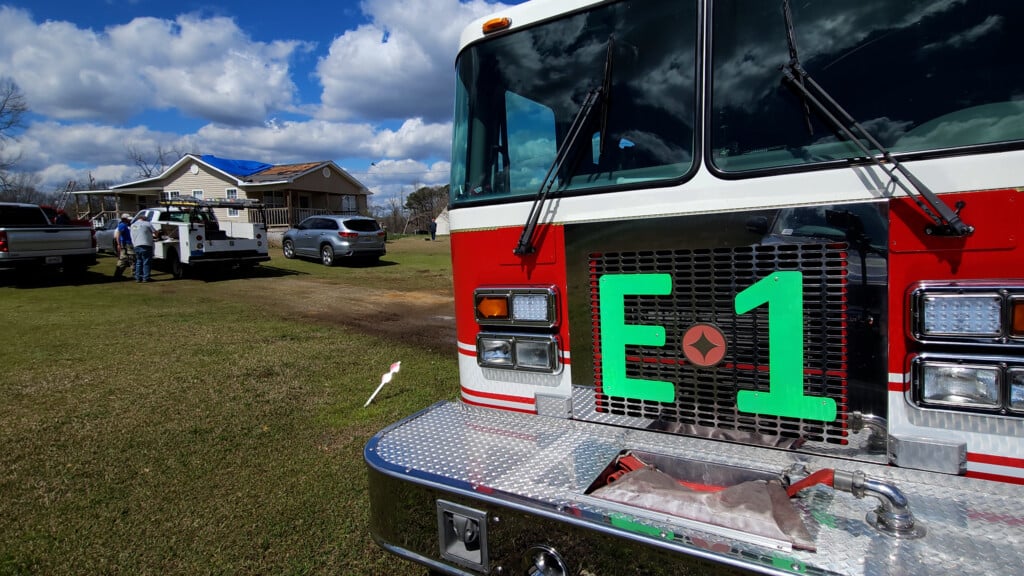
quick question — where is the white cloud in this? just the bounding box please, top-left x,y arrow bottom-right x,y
10,121 -> 189,170
0,7 -> 308,125
0,0 -> 515,206
316,0 -> 510,122
192,116 -> 451,162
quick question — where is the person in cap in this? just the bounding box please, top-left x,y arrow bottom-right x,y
113,213 -> 134,279
130,213 -> 158,282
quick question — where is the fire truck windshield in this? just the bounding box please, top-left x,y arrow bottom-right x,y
450,0 -> 697,207
711,0 -> 1024,172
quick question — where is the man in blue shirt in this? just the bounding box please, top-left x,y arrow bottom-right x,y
113,213 -> 134,279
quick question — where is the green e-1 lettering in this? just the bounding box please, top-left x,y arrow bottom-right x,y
598,271 -> 837,422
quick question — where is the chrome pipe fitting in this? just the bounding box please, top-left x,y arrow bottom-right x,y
834,470 -> 926,539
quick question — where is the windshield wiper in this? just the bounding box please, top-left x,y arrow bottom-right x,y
514,36 -> 614,256
780,0 -> 973,237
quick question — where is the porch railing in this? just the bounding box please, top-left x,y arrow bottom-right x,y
251,208 -> 353,228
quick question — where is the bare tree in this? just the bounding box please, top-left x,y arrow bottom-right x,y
0,171 -> 44,203
377,190 -> 408,234
0,77 -> 28,178
125,143 -> 189,178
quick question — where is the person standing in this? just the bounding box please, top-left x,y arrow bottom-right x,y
113,213 -> 134,279
429,218 -> 437,241
130,213 -> 157,283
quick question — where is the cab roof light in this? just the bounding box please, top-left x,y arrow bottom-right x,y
482,17 -> 511,34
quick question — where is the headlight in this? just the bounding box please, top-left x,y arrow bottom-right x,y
477,334 -> 559,373
914,359 -> 1000,410
475,287 -> 557,327
1009,369 -> 1024,413
478,337 -> 513,366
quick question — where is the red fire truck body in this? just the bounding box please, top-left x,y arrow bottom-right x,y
366,0 -> 1024,573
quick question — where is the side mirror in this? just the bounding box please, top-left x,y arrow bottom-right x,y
745,216 -> 769,234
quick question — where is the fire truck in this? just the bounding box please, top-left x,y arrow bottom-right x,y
365,0 -> 1024,573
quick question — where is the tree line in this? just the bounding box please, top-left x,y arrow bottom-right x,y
374,183 -> 449,235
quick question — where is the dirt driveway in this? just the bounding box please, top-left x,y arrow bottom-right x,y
217,273 -> 457,353
201,236 -> 458,352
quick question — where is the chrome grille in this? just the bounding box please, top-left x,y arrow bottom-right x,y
589,243 -> 849,444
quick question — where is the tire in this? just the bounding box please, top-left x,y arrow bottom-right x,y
320,244 -> 336,266
282,239 -> 295,259
171,255 -> 187,279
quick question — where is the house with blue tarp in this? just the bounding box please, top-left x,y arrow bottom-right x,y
75,153 -> 372,229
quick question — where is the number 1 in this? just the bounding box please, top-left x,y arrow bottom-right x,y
734,271 -> 837,422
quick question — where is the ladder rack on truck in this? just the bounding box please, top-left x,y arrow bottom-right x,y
140,195 -> 269,279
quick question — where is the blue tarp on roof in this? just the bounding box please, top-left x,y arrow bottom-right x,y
200,155 -> 273,177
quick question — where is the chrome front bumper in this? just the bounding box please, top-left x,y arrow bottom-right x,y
365,399 -> 1024,575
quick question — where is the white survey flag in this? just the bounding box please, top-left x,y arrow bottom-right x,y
364,361 -> 402,407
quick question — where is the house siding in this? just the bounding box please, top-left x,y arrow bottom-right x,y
164,162 -> 237,200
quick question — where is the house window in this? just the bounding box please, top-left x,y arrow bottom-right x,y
164,190 -> 180,200
341,195 -> 356,213
192,189 -> 204,200
226,188 -> 239,217
260,191 -> 284,208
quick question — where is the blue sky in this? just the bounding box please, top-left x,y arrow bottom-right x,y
0,0 -> 520,208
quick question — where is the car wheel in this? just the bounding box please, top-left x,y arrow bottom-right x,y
171,255 -> 187,279
282,239 -> 295,259
320,244 -> 336,266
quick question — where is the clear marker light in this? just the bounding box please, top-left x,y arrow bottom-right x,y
921,294 -> 1002,336
512,294 -> 549,322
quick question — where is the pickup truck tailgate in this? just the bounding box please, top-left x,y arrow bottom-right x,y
6,227 -> 94,255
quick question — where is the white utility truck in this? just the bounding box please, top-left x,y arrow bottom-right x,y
134,196 -> 269,279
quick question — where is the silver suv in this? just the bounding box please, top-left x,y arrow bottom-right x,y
282,215 -> 385,266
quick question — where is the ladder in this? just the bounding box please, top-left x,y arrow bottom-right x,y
55,180 -> 75,210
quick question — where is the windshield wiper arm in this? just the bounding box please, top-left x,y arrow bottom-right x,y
514,36 -> 614,256
782,0 -> 813,137
780,0 -> 973,237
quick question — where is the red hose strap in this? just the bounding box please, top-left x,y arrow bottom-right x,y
786,468 -> 835,498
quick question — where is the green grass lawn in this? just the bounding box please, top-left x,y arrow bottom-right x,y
0,237 -> 454,575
